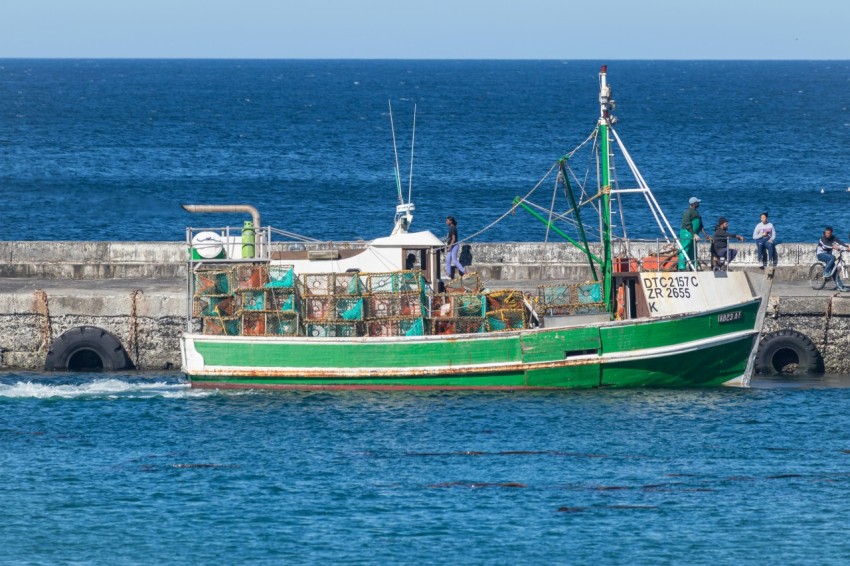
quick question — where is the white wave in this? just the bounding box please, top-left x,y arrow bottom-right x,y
0,378 -> 205,399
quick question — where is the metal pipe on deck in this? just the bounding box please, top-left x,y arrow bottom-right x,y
181,204 -> 261,232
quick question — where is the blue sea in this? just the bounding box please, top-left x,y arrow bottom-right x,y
3,60 -> 850,564
3,373 -> 850,564
1,60 -> 849,243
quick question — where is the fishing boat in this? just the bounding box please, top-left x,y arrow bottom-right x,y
179,66 -> 772,390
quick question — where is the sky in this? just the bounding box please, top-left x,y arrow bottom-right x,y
0,0 -> 847,60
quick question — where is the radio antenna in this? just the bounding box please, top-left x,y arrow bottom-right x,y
407,104 -> 416,205
388,100 -> 403,205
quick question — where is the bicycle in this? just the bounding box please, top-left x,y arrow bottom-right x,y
809,251 -> 849,290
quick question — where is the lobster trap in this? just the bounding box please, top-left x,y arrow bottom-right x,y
265,287 -> 301,314
431,317 -> 487,335
367,270 -> 426,295
263,312 -> 301,336
444,272 -> 481,294
193,269 -> 234,296
536,281 -> 605,315
366,317 -> 425,337
240,290 -> 267,311
235,264 -> 269,290
333,272 -> 366,296
486,289 -> 525,311
366,292 -> 425,319
303,295 -> 365,321
451,294 -> 488,318
301,273 -> 333,295
202,316 -> 240,336
267,265 -> 296,289
304,321 -> 363,338
486,309 -> 528,332
193,294 -> 241,318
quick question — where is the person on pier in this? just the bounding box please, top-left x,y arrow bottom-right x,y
752,212 -> 778,269
711,217 -> 745,269
816,226 -> 850,292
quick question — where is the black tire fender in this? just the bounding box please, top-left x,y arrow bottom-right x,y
44,326 -> 134,371
755,329 -> 823,375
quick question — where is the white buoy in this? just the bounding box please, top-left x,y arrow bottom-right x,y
821,188 -> 825,194
192,231 -> 224,259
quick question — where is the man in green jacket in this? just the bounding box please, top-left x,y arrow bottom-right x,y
679,197 -> 708,270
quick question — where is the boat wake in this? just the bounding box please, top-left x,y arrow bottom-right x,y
0,376 -> 207,399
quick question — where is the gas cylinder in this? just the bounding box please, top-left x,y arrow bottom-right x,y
242,221 -> 255,258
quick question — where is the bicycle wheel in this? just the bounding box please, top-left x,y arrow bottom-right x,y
809,262 -> 826,290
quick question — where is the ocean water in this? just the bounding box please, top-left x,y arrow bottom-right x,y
4,61 -> 850,563
1,59 -> 849,243
3,372 -> 850,564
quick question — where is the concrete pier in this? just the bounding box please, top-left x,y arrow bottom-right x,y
0,240 -> 845,373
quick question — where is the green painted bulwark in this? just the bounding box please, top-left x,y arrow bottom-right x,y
600,300 -> 760,353
196,333 -> 524,369
186,299 -> 761,389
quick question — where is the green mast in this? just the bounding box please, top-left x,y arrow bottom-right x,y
598,65 -> 614,312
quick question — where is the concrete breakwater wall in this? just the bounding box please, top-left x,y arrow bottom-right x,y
0,240 -> 816,280
0,240 -> 845,374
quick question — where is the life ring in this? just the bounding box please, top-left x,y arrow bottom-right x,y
755,330 -> 823,374
44,326 -> 134,371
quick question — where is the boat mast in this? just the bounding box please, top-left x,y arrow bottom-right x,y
598,65 -> 614,311
389,101 -> 415,235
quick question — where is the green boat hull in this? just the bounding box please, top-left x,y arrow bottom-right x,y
182,299 -> 762,390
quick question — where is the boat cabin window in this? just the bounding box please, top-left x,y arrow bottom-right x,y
403,249 -> 428,271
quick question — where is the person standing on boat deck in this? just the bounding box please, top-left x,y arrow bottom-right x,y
444,216 -> 466,279
712,217 -> 744,266
816,227 -> 850,292
678,197 -> 708,270
752,212 -> 778,269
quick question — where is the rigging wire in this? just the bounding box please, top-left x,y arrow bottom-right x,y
457,128 -> 598,245
456,160 -> 559,245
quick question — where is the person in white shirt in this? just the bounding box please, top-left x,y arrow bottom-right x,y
752,212 -> 777,268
